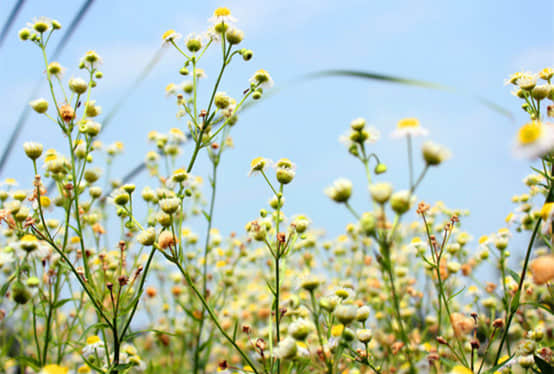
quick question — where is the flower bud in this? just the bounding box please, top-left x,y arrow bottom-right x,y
214,92 -> 230,109
89,186 -> 102,199
59,103 -> 75,122
300,275 -> 320,291
12,282 -> 31,304
137,228 -> 156,246
186,37 -> 202,52
422,141 -> 449,166
335,304 -> 358,325
356,329 -> 373,343
359,212 -> 376,236
288,319 -> 312,340
69,77 -> 88,94
157,230 -> 175,250
532,84 -> 550,101
325,178 -> 352,203
18,28 -> 31,40
369,183 -> 393,204
374,163 -> 387,174
26,276 -> 40,288
390,190 -> 412,215
156,211 -> 172,227
23,142 -> 43,160
113,191 -> 129,206
85,101 -> 101,117
350,117 -> 366,131
275,158 -> 295,185
356,305 -> 370,321
159,197 -> 180,215
242,49 -> 253,61
30,98 -> 48,114
276,337 -> 297,359
226,28 -> 244,45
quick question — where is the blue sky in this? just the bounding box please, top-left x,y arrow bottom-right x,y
0,1 -> 553,254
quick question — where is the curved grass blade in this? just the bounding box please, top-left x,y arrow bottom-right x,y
303,69 -> 514,121
0,0 -> 95,175
0,0 -> 25,48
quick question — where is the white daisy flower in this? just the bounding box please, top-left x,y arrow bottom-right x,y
208,7 -> 237,25
248,157 -> 272,176
514,121 -> 554,159
82,335 -> 105,358
0,250 -> 15,269
161,29 -> 182,44
391,118 -> 428,138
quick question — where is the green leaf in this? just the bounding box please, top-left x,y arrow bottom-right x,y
507,268 -> 521,283
534,355 -> 554,373
510,290 -> 521,313
232,319 -> 239,343
53,297 -> 73,309
302,69 -> 514,120
0,277 -> 14,296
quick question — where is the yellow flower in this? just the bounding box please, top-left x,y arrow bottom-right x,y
449,366 -> 472,374
330,324 -> 344,337
40,365 -> 68,374
248,156 -> 271,176
209,7 -> 237,24
40,196 -> 51,208
162,29 -> 182,43
540,202 -> 554,220
538,67 -> 554,81
391,118 -> 428,138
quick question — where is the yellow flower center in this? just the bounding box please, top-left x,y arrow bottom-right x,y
540,202 -> 554,220
214,7 -> 231,17
250,157 -> 266,171
86,335 -> 101,345
450,365 -> 473,374
162,29 -> 176,40
41,365 -> 69,374
21,234 -> 38,242
397,118 -> 420,129
518,121 -> 542,145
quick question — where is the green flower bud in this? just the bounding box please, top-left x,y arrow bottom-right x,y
137,228 -> 156,246
356,305 -> 370,321
69,77 -> 88,94
422,141 -> 450,166
122,184 -> 135,193
159,197 -> 180,214
356,329 -> 373,343
390,190 -> 412,215
276,337 -> 297,359
214,92 -> 230,109
226,28 -> 244,45
288,319 -> 313,341
325,178 -> 352,203
51,20 -> 61,30
156,211 -> 172,227
85,101 -> 101,117
335,304 -> 358,325
18,28 -> 31,40
13,282 -> 31,304
179,67 -> 189,75
23,142 -> 43,160
242,49 -> 253,61
113,191 -> 129,206
30,98 -> 49,114
369,182 -> 393,204
300,275 -> 320,291
532,84 -> 550,101
350,117 -> 366,131
89,186 -> 102,199
26,276 -> 40,288
374,163 -> 387,174
94,71 -> 103,79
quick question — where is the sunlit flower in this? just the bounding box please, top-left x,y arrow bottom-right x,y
208,7 -> 237,25
80,50 -> 103,69
39,365 -> 68,374
249,69 -> 273,89
162,29 -> 182,44
82,335 -> 105,358
248,157 -> 272,176
391,118 -> 428,138
514,121 -> 554,158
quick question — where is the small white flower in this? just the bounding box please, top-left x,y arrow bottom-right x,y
208,7 -> 237,25
391,118 -> 428,138
514,121 -> 554,159
82,335 -> 105,358
161,29 -> 182,44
